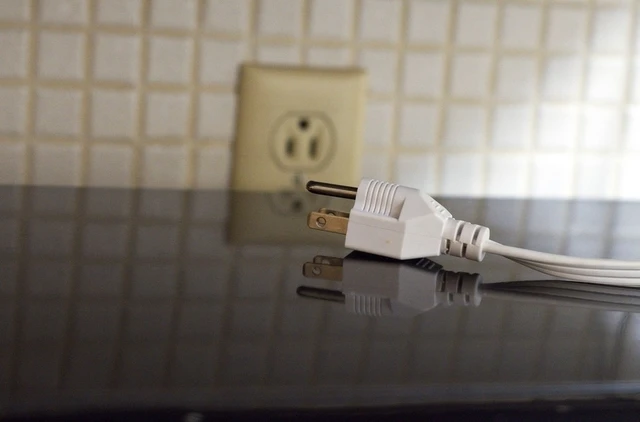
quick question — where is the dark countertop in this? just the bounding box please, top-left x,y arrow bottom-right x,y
3,186 -> 640,416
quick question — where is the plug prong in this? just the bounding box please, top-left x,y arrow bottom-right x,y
307,208 -> 349,234
306,180 -> 357,200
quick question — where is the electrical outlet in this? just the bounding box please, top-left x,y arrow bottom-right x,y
231,65 -> 367,191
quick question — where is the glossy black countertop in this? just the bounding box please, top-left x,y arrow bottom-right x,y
3,186 -> 640,416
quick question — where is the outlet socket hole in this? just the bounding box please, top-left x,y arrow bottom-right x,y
299,118 -> 309,130
286,137 -> 295,157
309,138 -> 318,159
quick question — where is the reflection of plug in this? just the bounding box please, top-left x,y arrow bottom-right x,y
299,251 -> 482,317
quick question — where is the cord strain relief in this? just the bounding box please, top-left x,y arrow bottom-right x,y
436,271 -> 483,307
441,219 -> 490,261
346,293 -> 385,316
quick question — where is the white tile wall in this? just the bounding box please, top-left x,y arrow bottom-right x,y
0,0 -> 638,199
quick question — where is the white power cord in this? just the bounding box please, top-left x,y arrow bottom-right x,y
306,178 -> 640,287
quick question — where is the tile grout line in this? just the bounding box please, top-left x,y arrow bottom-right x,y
299,0 -> 310,64
185,0 -> 205,189
570,0 -> 596,198
484,0 -> 505,197
130,0 -> 150,188
23,0 -> 39,185
523,0 -> 551,198
79,0 -> 96,186
612,1 -> 639,199
434,0 -> 460,195
388,0 -> 409,185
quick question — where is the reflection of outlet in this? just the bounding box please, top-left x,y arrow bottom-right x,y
231,65 -> 367,191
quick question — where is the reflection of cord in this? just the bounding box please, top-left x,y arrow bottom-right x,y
307,178 -> 640,287
301,252 -> 640,317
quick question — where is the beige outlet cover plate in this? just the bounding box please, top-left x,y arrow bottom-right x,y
231,64 -> 367,191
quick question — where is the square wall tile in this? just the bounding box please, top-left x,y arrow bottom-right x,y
145,92 -> 189,138
575,156 -> 615,198
359,49 -> 397,94
306,47 -> 351,67
546,5 -> 588,51
542,56 -> 582,101
38,31 -> 85,80
257,44 -> 300,65
619,157 -> 640,199
205,0 -> 250,33
94,34 -> 140,84
150,0 -> 197,29
198,92 -> 236,140
194,147 -> 231,188
35,89 -> 82,137
0,143 -> 26,184
395,154 -> 437,192
148,36 -> 193,84
91,90 -> 136,140
501,4 -> 542,50
97,0 -> 142,25
455,2 -> 497,48
0,87 -> 27,136
309,0 -> 353,40
40,0 -> 88,24
360,0 -> 400,42
360,151 -> 389,180
440,154 -> 484,196
486,154 -> 529,197
200,39 -> 247,85
0,30 -> 28,80
33,144 -> 81,186
582,106 -> 619,150
258,0 -> 302,37
586,57 -> 625,102
141,146 -> 188,188
492,105 -> 532,149
443,105 -> 486,149
408,0 -> 450,44
451,53 -> 491,99
496,56 -> 536,100
399,103 -> 439,148
537,105 -> 579,150
403,52 -> 444,98
364,101 -> 393,147
591,7 -> 630,53
625,106 -> 640,151
88,145 -> 134,187
0,1 -> 30,21
531,153 -> 574,198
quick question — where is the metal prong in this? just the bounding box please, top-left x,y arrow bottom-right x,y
306,180 -> 357,200
296,286 -> 346,303
303,257 -> 344,281
307,208 -> 349,235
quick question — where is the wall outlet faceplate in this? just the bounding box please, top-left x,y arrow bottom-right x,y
231,65 -> 367,191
